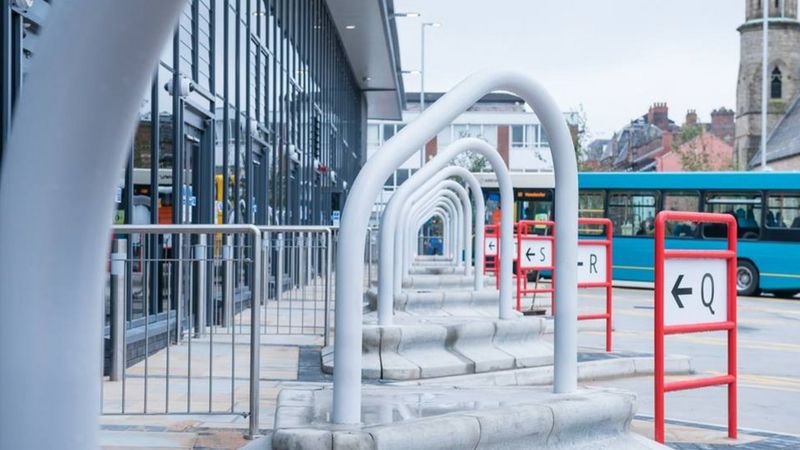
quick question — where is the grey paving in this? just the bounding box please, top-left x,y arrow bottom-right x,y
635,417 -> 800,449
577,287 -> 800,436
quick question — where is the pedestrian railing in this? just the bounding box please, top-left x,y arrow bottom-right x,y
101,224 -> 261,438
258,226 -> 334,345
100,224 -> 347,436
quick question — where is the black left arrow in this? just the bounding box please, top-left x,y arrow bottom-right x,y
671,274 -> 692,308
525,247 -> 534,261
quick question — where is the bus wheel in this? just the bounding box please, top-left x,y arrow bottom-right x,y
773,290 -> 799,299
736,260 -> 759,297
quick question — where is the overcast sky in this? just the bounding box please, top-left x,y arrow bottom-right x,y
393,0 -> 744,140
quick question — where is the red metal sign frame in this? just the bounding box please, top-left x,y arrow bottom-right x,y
654,211 -> 737,444
577,217 -> 613,352
515,220 -> 555,313
483,224 -> 499,276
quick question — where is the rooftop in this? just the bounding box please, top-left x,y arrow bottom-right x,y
327,0 -> 405,120
749,95 -> 800,168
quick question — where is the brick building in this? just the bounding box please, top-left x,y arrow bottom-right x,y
585,103 -> 734,172
368,92 -> 563,190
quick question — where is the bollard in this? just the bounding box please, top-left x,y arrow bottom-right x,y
193,234 -> 207,337
247,231 -> 262,439
222,236 -> 234,328
109,238 -> 127,382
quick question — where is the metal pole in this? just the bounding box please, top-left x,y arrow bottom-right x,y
223,236 -> 234,328
0,2 -> 186,448
110,239 -> 127,382
276,233 -> 285,304
193,234 -> 207,337
247,231 -> 262,439
761,0 -> 769,170
324,228 -> 333,347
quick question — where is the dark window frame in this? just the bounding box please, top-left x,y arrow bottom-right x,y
662,189 -> 702,239
702,190 -> 764,240
607,189 -> 660,238
771,66 -> 783,99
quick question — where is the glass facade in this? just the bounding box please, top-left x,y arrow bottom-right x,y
1,0 -> 366,228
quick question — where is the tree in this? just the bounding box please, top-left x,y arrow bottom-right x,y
567,105 -> 603,172
566,105 -> 589,160
450,150 -> 489,172
671,132 -> 735,172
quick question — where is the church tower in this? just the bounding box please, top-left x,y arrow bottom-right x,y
735,0 -> 800,168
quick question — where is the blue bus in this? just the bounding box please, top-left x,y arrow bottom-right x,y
474,171 -> 800,297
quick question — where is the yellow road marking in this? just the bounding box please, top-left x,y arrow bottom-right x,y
705,371 -> 800,393
673,335 -> 800,353
738,305 -> 800,315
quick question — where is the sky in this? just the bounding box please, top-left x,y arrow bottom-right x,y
393,0 -> 744,140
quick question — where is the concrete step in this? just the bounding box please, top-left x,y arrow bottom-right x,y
415,255 -> 454,262
402,273 -> 490,289
408,265 -> 468,275
321,316 -> 552,380
270,385 -> 669,450
364,288 -> 500,317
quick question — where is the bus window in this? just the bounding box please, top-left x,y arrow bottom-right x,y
704,192 -> 762,240
579,190 -> 605,235
486,192 -> 500,224
515,189 -> 553,222
608,191 -> 658,237
663,191 -> 700,238
767,193 -> 800,229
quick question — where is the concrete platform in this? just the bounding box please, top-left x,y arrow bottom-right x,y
321,316 -> 552,380
269,385 -> 668,449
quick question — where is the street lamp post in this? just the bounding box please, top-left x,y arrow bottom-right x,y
420,22 -> 441,167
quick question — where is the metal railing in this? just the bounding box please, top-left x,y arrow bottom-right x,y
101,224 -> 347,437
258,226 -> 334,345
102,224 -> 261,438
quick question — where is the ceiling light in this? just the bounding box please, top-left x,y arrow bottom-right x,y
345,25 -> 356,30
